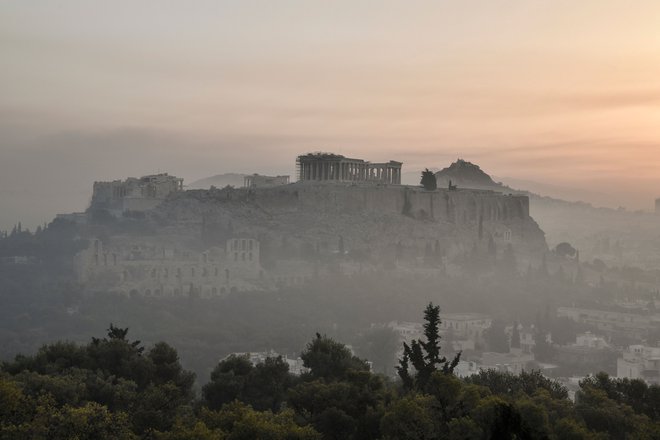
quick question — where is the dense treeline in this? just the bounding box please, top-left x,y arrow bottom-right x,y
2,305 -> 660,439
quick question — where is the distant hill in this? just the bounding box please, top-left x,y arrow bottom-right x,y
435,159 -> 502,190
432,159 -> 660,270
187,173 -> 246,189
493,176 -> 612,207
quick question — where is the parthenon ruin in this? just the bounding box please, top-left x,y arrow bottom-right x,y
296,152 -> 402,184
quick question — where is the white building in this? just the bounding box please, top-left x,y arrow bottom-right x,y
75,237 -> 262,297
222,350 -> 309,376
454,360 -> 480,378
575,332 -> 609,349
91,173 -> 183,216
383,321 -> 424,345
480,349 -> 535,375
617,345 -> 660,385
440,313 -> 492,342
557,306 -> 657,339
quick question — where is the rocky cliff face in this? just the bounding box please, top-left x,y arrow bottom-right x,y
154,182 -> 547,263
74,181 -> 547,296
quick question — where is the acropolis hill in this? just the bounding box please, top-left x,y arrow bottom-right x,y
72,153 -> 547,297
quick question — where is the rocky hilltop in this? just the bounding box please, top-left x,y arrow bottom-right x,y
435,159 -> 501,190
433,159 -> 660,270
74,176 -> 547,297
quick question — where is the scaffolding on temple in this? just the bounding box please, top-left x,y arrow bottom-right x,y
296,152 -> 402,184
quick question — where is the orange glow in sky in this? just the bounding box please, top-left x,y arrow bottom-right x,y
2,1 -> 660,228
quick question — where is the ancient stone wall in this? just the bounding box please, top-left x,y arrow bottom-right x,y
255,183 -> 529,224
75,237 -> 262,297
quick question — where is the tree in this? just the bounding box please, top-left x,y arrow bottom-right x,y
356,327 -> 400,376
301,333 -> 370,381
202,355 -> 254,410
338,235 -> 345,255
242,356 -> 292,411
200,402 -> 321,440
380,395 -> 437,440
420,169 -> 437,191
396,303 -> 461,391
510,322 -> 521,349
555,242 -> 577,258
484,319 -> 509,353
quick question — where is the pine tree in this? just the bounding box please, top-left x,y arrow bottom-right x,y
511,321 -> 521,349
397,303 -> 461,391
420,169 -> 437,191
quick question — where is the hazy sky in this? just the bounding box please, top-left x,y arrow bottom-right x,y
2,1 -> 660,230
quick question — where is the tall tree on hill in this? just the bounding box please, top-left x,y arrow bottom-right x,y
511,322 -> 521,349
485,319 -> 509,353
397,303 -> 460,391
420,169 -> 437,191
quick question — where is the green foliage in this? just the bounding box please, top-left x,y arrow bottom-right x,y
397,303 -> 461,391
301,333 -> 370,381
510,322 -> 521,349
380,395 -> 437,440
466,369 -> 569,401
203,354 -> 292,412
3,306 -> 660,440
484,319 -> 509,353
420,169 -> 437,191
556,242 -> 577,258
356,327 -> 400,375
201,402 -> 321,440
1,326 -> 195,435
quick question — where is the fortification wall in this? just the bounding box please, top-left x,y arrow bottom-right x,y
255,183 -> 529,225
